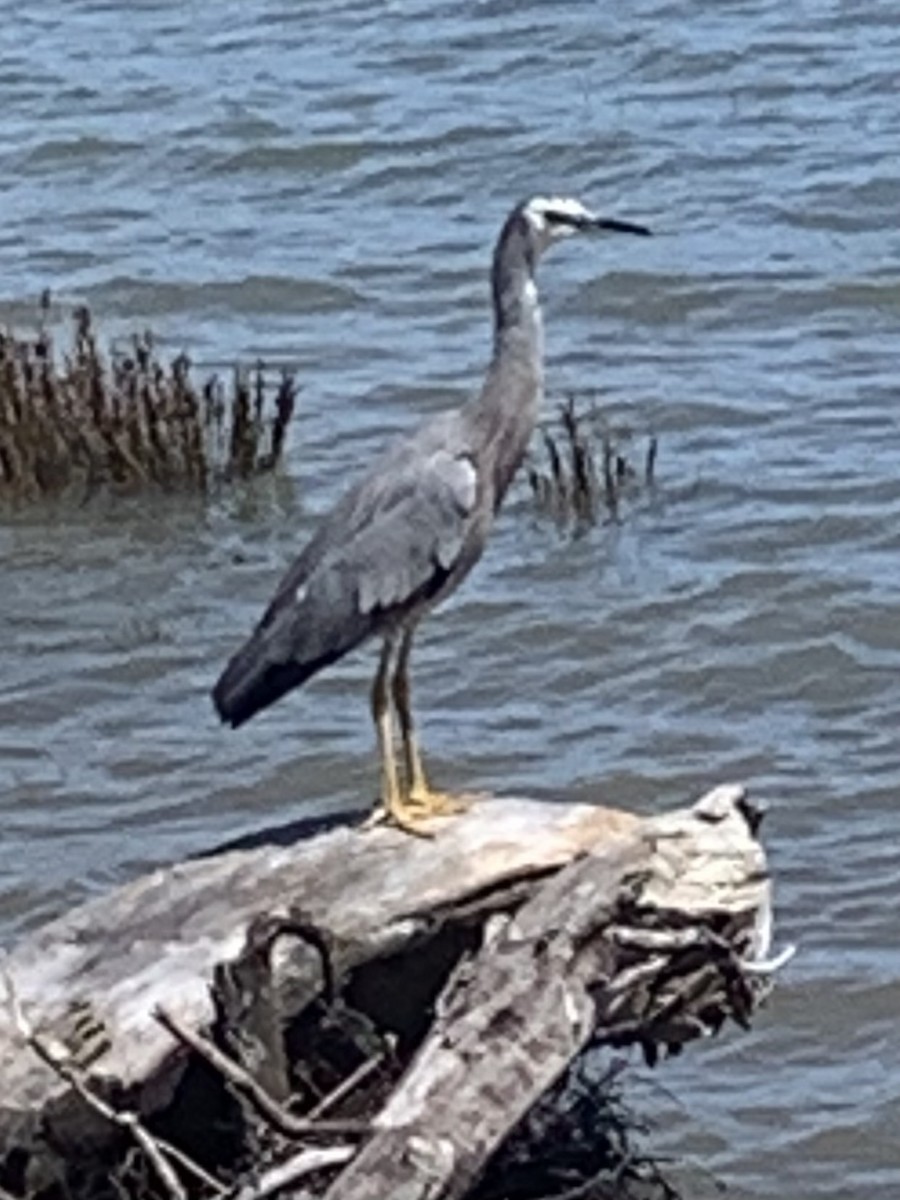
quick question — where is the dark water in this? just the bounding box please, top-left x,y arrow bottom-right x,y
3,1 -> 900,1194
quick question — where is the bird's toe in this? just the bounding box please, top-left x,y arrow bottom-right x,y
361,798 -> 437,839
406,787 -> 474,818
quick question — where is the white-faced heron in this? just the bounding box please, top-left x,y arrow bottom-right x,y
212,195 -> 650,833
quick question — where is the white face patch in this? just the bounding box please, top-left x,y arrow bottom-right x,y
294,582 -> 308,606
522,195 -> 596,245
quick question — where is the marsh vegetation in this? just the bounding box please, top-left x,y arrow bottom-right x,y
0,301 -> 296,505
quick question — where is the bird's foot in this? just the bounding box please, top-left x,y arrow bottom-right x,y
405,786 -> 474,818
361,798 -> 437,839
361,786 -> 473,836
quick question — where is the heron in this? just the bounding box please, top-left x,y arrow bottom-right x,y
212,195 -> 650,834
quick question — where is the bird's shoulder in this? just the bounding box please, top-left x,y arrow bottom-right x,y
354,409 -> 478,515
269,410 -> 479,607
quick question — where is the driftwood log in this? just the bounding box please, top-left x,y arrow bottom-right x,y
0,785 -> 781,1200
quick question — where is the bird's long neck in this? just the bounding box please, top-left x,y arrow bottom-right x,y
467,219 -> 545,504
491,218 -> 543,351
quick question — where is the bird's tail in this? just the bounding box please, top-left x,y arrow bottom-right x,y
212,636 -> 318,728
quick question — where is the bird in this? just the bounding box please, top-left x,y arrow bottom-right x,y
212,195 -> 651,834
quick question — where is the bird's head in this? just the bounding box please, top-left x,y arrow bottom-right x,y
518,195 -> 651,257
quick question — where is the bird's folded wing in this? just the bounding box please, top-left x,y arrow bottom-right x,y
348,447 -> 479,614
253,444 -> 480,674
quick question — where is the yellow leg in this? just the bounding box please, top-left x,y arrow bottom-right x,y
392,627 -> 471,819
368,638 -> 433,837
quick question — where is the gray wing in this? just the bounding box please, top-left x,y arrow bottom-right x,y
212,414 -> 485,726
353,446 -> 479,614
264,437 -> 480,658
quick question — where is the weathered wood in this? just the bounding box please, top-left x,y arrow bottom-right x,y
0,784 -> 775,1199
0,798 -> 637,1151
319,784 -> 771,1200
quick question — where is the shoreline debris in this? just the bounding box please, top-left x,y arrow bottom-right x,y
0,786 -> 782,1200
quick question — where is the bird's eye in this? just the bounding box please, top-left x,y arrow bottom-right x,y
543,209 -> 579,229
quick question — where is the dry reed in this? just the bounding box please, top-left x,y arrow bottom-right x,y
0,302 -> 296,505
527,395 -> 658,529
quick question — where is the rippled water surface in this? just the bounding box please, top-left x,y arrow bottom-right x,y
3,1 -> 900,1194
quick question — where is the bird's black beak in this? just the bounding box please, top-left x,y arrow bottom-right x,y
587,215 -> 652,237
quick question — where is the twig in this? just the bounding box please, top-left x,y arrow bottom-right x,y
308,1049 -> 390,1119
154,1006 -> 369,1139
602,434 -> 618,518
741,943 -> 796,975
645,435 -> 658,485
232,1146 -> 354,1200
1,970 -> 198,1200
155,1146 -> 229,1196
612,925 -> 710,952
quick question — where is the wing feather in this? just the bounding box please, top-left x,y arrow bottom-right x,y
262,441 -> 480,662
341,447 -> 479,616
212,421 -> 483,726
